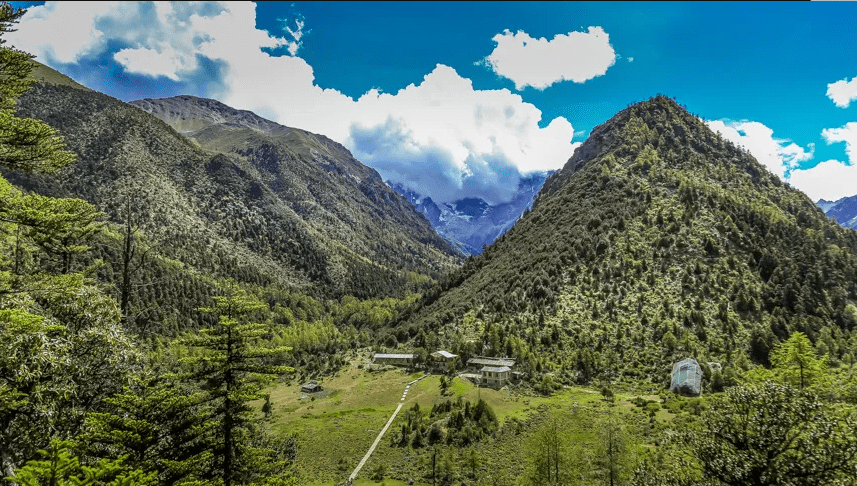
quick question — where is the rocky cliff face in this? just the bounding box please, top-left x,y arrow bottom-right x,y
389,172 -> 550,255
819,195 -> 857,230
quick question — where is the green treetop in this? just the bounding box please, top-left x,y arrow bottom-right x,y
769,331 -> 828,390
180,282 -> 294,486
0,2 -> 75,174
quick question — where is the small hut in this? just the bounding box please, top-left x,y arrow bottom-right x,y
430,350 -> 458,371
670,358 -> 702,396
300,380 -> 323,393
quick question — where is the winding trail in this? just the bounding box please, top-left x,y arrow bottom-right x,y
347,373 -> 430,483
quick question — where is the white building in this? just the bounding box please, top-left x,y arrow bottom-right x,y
430,350 -> 458,371
480,366 -> 511,388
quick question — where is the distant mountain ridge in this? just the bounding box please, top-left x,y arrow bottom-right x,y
131,95 -> 284,135
818,195 -> 857,230
389,172 -> 549,255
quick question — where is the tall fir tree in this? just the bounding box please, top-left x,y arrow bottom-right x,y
180,282 -> 294,486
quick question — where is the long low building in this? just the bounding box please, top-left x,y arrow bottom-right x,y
373,353 -> 415,366
466,356 -> 515,370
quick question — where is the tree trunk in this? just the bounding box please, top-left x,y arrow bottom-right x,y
432,447 -> 437,486
1,445 -> 16,484
120,199 -> 134,322
224,326 -> 234,486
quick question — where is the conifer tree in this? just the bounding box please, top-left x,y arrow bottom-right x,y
0,4 -> 137,478
14,194 -> 103,274
769,331 -> 827,390
180,282 -> 294,486
0,2 -> 75,174
81,374 -> 214,486
8,439 -> 155,486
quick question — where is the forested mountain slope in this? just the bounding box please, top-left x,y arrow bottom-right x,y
3,64 -> 458,332
399,95 -> 857,385
129,95 -> 458,279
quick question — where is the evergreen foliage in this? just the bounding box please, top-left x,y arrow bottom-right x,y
0,5 -> 139,479
7,440 -> 154,486
80,375 -> 213,485
0,3 -> 74,174
4,82 -> 459,326
399,94 -> 857,386
686,381 -> 857,486
179,284 -> 294,486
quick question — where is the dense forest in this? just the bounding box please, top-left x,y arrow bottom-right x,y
2,66 -> 459,335
397,94 -> 857,389
2,2 -> 857,485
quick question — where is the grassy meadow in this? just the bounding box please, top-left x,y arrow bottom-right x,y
255,353 -> 691,485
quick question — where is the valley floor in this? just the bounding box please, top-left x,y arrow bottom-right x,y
257,352 -> 681,485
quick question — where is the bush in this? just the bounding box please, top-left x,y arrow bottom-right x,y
601,385 -> 615,400
369,462 -> 386,482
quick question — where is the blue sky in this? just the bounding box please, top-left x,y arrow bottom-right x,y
8,1 -> 857,203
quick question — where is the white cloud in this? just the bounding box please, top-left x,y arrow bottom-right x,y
705,120 -> 814,179
283,18 -> 305,56
826,77 -> 857,108
789,159 -> 857,202
114,45 -> 187,81
9,2 -> 577,205
7,1 -> 117,65
704,120 -> 857,202
9,1 -> 283,80
480,27 -> 616,90
822,122 -> 857,164
342,66 -> 578,204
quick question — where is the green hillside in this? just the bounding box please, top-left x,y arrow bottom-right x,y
3,71 -> 458,333
400,95 -> 857,385
29,61 -> 91,92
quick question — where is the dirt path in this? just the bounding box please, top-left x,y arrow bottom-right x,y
347,373 -> 430,483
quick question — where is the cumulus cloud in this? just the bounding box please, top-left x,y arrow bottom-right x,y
9,2 -> 263,80
343,66 -> 578,203
9,1 -> 577,205
704,120 -> 857,202
480,27 -> 616,90
786,122 -> 857,202
822,122 -> 857,163
826,77 -> 857,108
705,120 -> 814,179
789,159 -> 857,202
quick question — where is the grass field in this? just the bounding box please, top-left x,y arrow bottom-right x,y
258,358 -> 687,485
